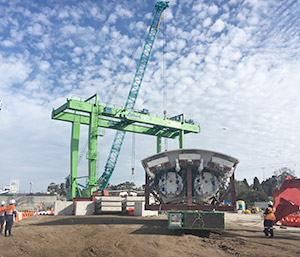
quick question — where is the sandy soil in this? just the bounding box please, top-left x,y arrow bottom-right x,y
0,212 -> 299,257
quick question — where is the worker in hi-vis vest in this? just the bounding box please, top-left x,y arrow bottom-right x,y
0,201 -> 6,235
5,199 -> 17,237
263,201 -> 276,238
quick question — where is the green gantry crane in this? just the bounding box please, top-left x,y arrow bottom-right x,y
52,96 -> 200,199
98,1 -> 169,192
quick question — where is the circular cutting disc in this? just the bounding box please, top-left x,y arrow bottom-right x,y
158,172 -> 183,196
194,172 -> 219,199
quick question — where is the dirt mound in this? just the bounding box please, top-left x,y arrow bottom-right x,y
1,213 -> 299,257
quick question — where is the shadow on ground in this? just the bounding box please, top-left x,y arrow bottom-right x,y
31,215 -> 214,237
32,216 -> 167,226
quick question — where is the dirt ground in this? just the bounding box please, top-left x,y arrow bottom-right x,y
1,212 -> 299,257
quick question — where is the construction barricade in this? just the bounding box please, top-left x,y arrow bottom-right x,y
281,214 -> 300,227
15,211 -> 35,222
128,207 -> 134,216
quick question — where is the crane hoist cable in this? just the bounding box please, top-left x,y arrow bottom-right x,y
130,132 -> 136,183
162,11 -> 168,151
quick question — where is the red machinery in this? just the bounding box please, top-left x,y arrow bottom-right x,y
273,176 -> 300,225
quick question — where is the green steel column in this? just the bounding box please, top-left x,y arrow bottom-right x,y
88,104 -> 98,195
157,136 -> 162,153
71,121 -> 80,199
179,130 -> 184,149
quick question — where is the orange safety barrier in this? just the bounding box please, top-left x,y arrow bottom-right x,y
22,211 -> 34,219
15,212 -> 22,222
281,214 -> 300,227
128,207 -> 134,216
15,211 -> 35,222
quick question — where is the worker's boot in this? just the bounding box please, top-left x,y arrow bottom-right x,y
264,227 -> 269,236
269,228 -> 274,238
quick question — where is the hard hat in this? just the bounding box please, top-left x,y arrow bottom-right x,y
9,199 -> 16,204
268,201 -> 273,206
1,201 -> 5,205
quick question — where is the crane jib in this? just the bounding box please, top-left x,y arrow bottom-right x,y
99,2 -> 169,191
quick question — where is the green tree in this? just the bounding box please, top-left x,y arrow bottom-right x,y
252,177 -> 264,192
47,182 -> 60,194
274,167 -> 296,185
261,175 -> 278,196
242,178 -> 249,187
47,182 -> 67,196
236,177 -> 268,207
261,167 -> 296,196
238,190 -> 268,206
110,181 -> 136,191
235,179 -> 250,197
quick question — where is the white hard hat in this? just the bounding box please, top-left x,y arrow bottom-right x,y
1,201 -> 5,205
268,201 -> 273,206
9,199 -> 16,204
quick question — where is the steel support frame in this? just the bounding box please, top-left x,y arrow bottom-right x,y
71,121 -> 80,199
87,103 -> 99,195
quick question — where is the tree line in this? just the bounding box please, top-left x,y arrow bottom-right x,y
234,167 -> 296,207
46,167 -> 296,206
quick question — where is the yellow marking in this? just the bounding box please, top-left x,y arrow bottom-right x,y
157,12 -> 163,30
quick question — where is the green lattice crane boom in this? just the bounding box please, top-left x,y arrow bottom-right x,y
99,1 -> 169,191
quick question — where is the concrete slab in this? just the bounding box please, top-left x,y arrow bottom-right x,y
100,206 -> 122,212
134,201 -> 158,217
54,201 -> 73,215
96,196 -> 124,202
126,196 -> 145,201
74,201 -> 94,215
101,201 -> 122,207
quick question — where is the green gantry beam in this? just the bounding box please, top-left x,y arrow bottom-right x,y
52,94 -> 200,199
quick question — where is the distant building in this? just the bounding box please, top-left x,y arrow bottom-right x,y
254,201 -> 268,210
10,179 -> 20,194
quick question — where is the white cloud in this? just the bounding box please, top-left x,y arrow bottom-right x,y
208,4 -> 219,15
74,46 -> 83,55
176,39 -> 186,51
36,34 -> 51,50
107,14 -> 117,24
2,40 -> 14,47
101,25 -> 109,35
58,10 -> 69,19
40,60 -> 50,70
203,17 -> 211,27
192,2 -> 203,12
129,21 -> 145,31
1,0 -> 300,192
115,4 -> 133,18
211,19 -> 225,32
28,23 -> 44,36
62,24 -> 77,35
0,54 -> 32,89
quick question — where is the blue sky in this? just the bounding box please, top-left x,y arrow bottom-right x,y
1,0 -> 300,193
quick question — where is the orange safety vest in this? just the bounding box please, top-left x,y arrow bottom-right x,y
0,206 -> 6,216
264,207 -> 276,221
5,204 -> 16,216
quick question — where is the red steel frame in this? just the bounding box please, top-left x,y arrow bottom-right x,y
273,176 -> 300,223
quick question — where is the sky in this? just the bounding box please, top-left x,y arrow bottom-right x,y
1,0 -> 300,193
